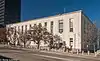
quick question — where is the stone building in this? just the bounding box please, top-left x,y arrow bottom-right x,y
6,10 -> 97,52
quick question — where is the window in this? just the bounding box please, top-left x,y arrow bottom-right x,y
14,26 -> 16,33
18,26 -> 20,32
70,28 -> 73,32
39,23 -> 41,25
69,18 -> 73,32
39,23 -> 42,27
59,20 -> 63,33
44,22 -> 47,28
25,25 -> 27,32
30,24 -> 32,29
34,24 -> 37,28
34,24 -> 36,26
22,26 -> 23,34
70,38 -> 73,42
84,20 -> 86,33
51,21 -> 53,33
69,38 -> 73,48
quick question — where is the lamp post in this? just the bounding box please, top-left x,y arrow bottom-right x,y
93,43 -> 97,56
94,44 -> 95,53
87,45 -> 90,55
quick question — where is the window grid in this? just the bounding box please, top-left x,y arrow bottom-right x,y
59,20 -> 63,33
69,18 -> 73,32
51,21 -> 53,33
69,38 -> 73,48
44,22 -> 47,28
22,26 -> 23,34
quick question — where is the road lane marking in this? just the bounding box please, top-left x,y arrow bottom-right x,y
32,54 -> 81,61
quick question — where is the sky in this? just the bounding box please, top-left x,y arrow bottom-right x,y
21,0 -> 100,27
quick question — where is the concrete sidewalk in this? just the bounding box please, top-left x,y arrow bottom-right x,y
39,50 -> 100,61
1,45 -> 100,60
13,47 -> 100,60
19,48 -> 100,60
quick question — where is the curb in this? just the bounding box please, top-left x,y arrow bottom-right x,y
39,51 -> 100,61
3,46 -> 100,61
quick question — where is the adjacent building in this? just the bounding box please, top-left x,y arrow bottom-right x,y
6,10 -> 97,52
97,28 -> 100,50
0,0 -> 21,28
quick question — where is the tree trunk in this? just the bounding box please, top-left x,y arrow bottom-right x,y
37,41 -> 40,49
24,41 -> 26,48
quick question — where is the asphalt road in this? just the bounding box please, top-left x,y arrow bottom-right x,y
0,46 -> 99,61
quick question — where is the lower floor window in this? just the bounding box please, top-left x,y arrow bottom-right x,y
70,28 -> 73,32
69,38 -> 73,48
59,29 -> 63,33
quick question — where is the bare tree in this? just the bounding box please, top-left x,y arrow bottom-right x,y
6,27 -> 15,45
27,23 -> 64,50
6,23 -> 65,52
28,23 -> 51,49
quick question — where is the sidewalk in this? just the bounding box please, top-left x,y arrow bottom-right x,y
2,45 -> 100,60
39,50 -> 100,61
19,48 -> 100,60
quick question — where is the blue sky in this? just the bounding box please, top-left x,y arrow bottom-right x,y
21,0 -> 100,27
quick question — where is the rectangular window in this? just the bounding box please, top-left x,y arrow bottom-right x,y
39,23 -> 42,25
51,21 -> 53,33
34,24 -> 37,28
22,26 -> 23,34
69,18 -> 73,32
59,20 -> 63,33
15,26 -> 16,33
70,28 -> 73,32
34,24 -> 36,26
38,23 -> 42,28
70,38 -> 73,42
25,25 -> 27,32
84,20 -> 87,33
44,22 -> 47,28
18,26 -> 20,32
70,38 -> 73,48
30,24 -> 32,29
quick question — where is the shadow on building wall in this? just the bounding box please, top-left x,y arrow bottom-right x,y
0,28 -> 7,44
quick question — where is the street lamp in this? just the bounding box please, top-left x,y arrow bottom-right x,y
93,43 -> 97,56
87,45 -> 89,55
93,44 -> 95,53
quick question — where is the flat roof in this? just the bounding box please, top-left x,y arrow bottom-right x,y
7,10 -> 82,25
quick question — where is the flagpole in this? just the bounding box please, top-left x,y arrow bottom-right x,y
64,8 -> 66,13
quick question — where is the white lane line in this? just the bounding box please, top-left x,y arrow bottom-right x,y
32,54 -> 81,61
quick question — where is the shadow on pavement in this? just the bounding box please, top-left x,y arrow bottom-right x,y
0,46 -> 29,51
0,55 -> 20,61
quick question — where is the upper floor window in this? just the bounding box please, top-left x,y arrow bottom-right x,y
84,20 -> 87,33
14,26 -> 16,33
30,24 -> 32,29
59,20 -> 63,33
34,24 -> 36,26
18,26 -> 20,32
22,25 -> 23,34
38,23 -> 42,27
25,25 -> 27,32
51,21 -> 53,33
44,22 -> 47,28
69,18 -> 73,32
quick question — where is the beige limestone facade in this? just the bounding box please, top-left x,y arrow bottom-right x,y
6,10 -> 97,52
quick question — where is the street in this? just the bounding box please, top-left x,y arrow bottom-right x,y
0,46 -> 99,61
